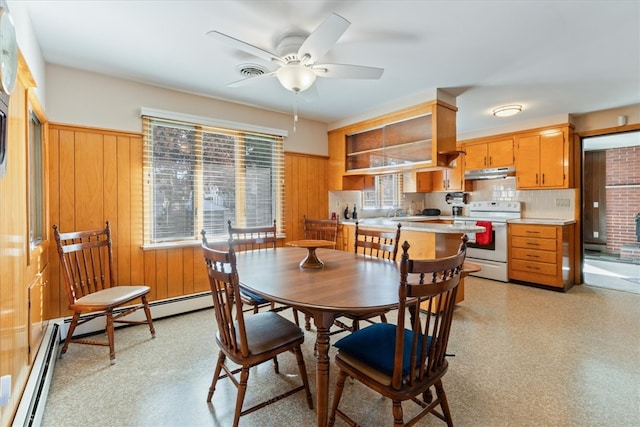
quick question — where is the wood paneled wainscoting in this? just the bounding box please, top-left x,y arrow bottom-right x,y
47,125 -> 330,321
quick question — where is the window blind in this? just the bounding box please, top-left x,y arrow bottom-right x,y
142,115 -> 285,246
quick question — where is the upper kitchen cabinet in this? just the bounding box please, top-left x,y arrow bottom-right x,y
430,146 -> 466,192
515,126 -> 573,189
403,171 -> 433,192
463,138 -> 514,170
328,100 -> 457,190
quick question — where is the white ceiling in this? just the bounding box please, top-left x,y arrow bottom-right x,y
17,0 -> 640,136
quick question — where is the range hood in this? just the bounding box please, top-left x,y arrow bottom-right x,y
464,166 -> 516,180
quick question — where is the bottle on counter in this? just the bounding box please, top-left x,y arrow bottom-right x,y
352,205 -> 358,220
344,205 -> 351,220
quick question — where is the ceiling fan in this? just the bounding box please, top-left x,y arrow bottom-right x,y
206,13 -> 384,94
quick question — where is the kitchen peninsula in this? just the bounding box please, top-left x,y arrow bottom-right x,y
341,218 -> 485,306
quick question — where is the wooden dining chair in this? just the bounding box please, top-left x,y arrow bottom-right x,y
52,222 -> 156,365
329,240 -> 466,427
298,215 -> 340,330
225,220 -> 299,325
201,242 -> 313,427
303,215 -> 339,246
226,219 -> 279,313
333,221 -> 402,334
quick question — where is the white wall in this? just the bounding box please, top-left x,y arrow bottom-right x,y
45,64 -> 329,155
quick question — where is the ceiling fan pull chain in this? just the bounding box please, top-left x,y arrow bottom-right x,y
293,91 -> 299,132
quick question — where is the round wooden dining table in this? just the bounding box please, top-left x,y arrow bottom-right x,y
235,246 -> 400,427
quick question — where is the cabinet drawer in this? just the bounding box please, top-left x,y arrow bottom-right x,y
510,224 -> 557,238
510,236 -> 557,251
510,259 -> 557,276
510,247 -> 556,263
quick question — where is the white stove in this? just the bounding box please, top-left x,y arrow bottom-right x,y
454,201 -> 521,282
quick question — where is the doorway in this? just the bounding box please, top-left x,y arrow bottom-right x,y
582,131 -> 640,293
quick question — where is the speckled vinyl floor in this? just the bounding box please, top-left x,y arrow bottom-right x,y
41,277 -> 640,427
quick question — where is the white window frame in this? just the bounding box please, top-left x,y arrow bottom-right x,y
141,108 -> 287,248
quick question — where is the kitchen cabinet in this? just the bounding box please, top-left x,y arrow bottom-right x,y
515,128 -> 568,189
430,152 -> 465,191
342,175 -> 375,191
328,99 -> 457,190
403,171 -> 432,192
464,138 -> 514,170
508,223 -> 575,290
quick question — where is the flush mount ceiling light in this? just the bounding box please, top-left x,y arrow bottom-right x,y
492,105 -> 522,117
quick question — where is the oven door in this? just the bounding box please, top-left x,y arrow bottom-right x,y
462,221 -> 508,262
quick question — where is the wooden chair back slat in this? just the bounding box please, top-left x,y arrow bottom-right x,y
354,221 -> 401,260
303,215 -> 338,246
227,219 -> 277,252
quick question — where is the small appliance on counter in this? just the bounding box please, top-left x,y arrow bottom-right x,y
445,192 -> 469,205
422,208 -> 441,216
452,206 -> 464,216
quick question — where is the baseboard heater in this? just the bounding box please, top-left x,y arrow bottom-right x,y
13,291 -> 213,426
13,323 -> 59,427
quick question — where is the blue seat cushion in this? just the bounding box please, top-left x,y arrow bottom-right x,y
334,322 -> 430,376
240,288 -> 269,304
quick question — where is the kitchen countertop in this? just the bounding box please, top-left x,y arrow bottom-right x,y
342,217 -> 485,234
342,215 -> 576,229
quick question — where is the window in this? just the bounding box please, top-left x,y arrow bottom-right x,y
28,107 -> 44,248
142,111 -> 285,246
362,174 -> 403,209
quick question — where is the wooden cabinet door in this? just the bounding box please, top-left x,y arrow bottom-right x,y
445,157 -> 464,190
430,157 -> 463,191
416,172 -> 432,192
328,131 -> 347,190
515,135 -> 541,188
464,143 -> 488,170
539,131 -> 565,187
487,139 -> 514,167
430,170 -> 446,191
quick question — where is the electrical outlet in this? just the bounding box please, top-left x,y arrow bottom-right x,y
555,198 -> 570,208
0,375 -> 11,406
593,231 -> 599,238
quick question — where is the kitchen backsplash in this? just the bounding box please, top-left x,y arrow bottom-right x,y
329,177 -> 577,220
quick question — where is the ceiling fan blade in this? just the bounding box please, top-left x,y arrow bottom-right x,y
313,63 -> 384,79
297,13 -> 350,63
227,71 -> 277,88
207,30 -> 284,64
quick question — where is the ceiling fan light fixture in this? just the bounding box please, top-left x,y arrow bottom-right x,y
492,104 -> 522,117
276,64 -> 317,93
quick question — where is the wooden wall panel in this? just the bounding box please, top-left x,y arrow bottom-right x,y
143,250 -> 157,301
115,134 -> 132,286
45,128 -> 330,320
283,152 -> 329,243
182,248 -> 195,295
129,135 -> 145,285
46,129 -> 62,318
